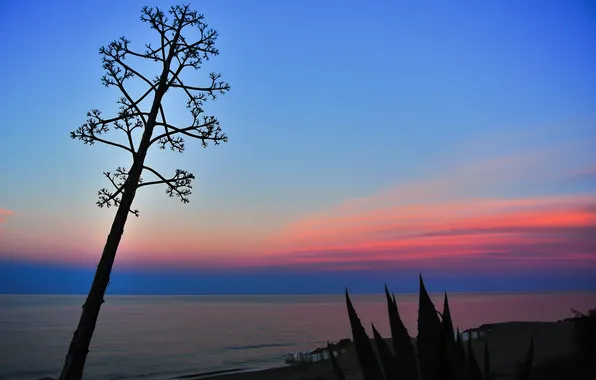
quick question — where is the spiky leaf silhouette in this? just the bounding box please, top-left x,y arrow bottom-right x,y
484,340 -> 491,380
372,324 -> 398,380
455,328 -> 467,366
327,341 -> 346,380
467,337 -> 483,380
441,294 -> 466,380
384,285 -> 419,380
442,293 -> 456,346
336,280 -> 536,380
346,289 -> 384,380
515,337 -> 534,380
417,274 -> 443,380
437,326 -> 456,380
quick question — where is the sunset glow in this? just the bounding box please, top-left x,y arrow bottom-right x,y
1,0 -> 595,293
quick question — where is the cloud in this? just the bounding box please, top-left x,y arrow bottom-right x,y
570,163 -> 596,180
260,146 -> 596,272
273,146 -> 582,240
0,209 -> 14,230
0,208 -> 14,219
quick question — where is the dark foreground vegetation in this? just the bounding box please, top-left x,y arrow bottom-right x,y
335,275 -> 534,380
321,275 -> 596,380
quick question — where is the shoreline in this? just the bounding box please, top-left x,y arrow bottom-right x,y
183,320 -> 581,380
174,368 -> 247,379
185,361 -> 334,380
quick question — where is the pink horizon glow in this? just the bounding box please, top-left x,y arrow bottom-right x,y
1,147 -> 595,273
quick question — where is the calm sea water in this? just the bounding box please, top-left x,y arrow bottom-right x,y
1,292 -> 595,380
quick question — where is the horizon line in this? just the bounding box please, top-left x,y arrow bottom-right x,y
2,289 -> 596,297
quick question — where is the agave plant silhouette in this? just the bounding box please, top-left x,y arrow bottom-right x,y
331,275 -> 534,380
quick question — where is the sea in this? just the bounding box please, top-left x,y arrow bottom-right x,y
1,292 -> 595,380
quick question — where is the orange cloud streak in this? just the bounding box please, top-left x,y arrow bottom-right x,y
271,195 -> 594,243
262,192 -> 596,271
0,209 -> 15,233
257,142 -> 595,273
122,194 -> 596,271
0,208 -> 14,220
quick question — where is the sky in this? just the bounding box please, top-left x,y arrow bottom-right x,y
1,0 -> 595,294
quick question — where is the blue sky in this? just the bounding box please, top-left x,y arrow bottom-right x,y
1,0 -> 595,294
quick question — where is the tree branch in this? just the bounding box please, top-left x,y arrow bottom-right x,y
134,86 -> 156,109
153,104 -> 183,152
101,60 -> 148,129
169,73 -> 230,99
70,108 -> 144,154
174,22 -> 219,58
111,100 -> 143,152
140,165 -> 195,203
96,167 -> 142,216
100,41 -> 156,90
150,116 -> 226,151
70,130 -> 134,154
141,6 -> 175,51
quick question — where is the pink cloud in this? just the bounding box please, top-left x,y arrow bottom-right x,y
571,163 -> 596,179
0,209 -> 15,233
7,194 -> 594,272
258,146 -> 596,272
0,208 -> 14,221
265,198 -> 596,266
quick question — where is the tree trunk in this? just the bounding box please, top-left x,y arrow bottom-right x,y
58,26 -> 181,380
58,131 -> 161,380
57,174 -> 140,380
59,135 -> 160,380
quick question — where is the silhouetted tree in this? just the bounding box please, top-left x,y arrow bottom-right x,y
59,5 -> 229,380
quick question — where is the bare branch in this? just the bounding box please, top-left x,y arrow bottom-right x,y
141,6 -> 175,50
140,165 -> 195,203
143,7 -> 171,62
99,40 -> 155,89
96,167 -> 143,217
70,109 -> 136,154
169,72 -> 230,100
158,5 -> 223,91
100,59 -> 148,129
154,103 -> 184,152
150,115 -> 227,152
173,14 -> 220,61
111,98 -> 144,151
134,85 -> 156,108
